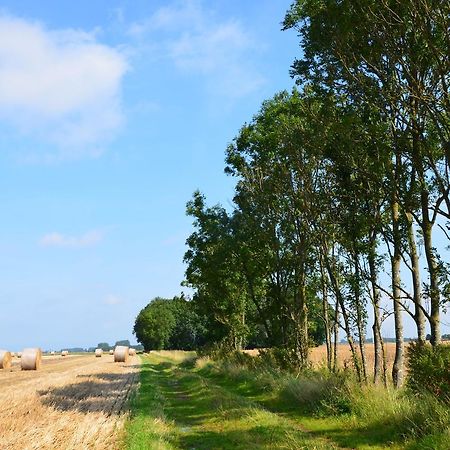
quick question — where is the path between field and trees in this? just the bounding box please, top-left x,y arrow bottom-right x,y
0,354 -> 139,450
124,352 -> 380,450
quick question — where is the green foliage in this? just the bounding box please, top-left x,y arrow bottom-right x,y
115,339 -> 130,347
97,342 -> 110,351
133,296 -> 207,351
205,351 -> 450,447
406,342 -> 450,403
133,297 -> 176,351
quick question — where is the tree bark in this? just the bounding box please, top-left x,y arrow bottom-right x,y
391,186 -> 404,388
405,212 -> 426,343
368,237 -> 385,385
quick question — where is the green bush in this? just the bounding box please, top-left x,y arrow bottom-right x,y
406,342 -> 450,403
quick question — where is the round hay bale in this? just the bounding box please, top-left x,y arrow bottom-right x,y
109,349 -> 114,355
95,348 -> 103,357
10,352 -> 16,358
129,348 -> 136,356
61,350 -> 68,357
21,348 -> 42,370
114,346 -> 129,363
17,352 -> 22,358
50,351 -> 55,355
0,350 -> 12,369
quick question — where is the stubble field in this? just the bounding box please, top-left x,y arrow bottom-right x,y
0,354 -> 139,450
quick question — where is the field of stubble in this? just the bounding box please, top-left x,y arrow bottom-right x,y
0,354 -> 139,450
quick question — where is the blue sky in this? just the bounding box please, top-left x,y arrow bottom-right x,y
0,1 -> 447,352
0,0 -> 301,350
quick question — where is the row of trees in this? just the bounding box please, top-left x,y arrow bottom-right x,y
183,0 -> 449,387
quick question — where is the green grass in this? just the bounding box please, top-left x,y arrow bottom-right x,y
123,352 -> 450,450
123,352 -> 336,449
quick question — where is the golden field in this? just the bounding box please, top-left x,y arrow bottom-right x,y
0,354 -> 139,450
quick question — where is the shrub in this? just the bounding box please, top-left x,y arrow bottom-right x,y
406,342 -> 450,403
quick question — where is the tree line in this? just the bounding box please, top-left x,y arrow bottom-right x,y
181,0 -> 449,388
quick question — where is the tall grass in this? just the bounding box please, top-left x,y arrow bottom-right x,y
204,350 -> 450,448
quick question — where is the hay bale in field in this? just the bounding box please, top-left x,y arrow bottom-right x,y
50,351 -> 55,355
21,348 -> 42,370
0,350 -> 12,369
17,352 -> 22,358
61,350 -> 69,357
109,349 -> 114,355
129,348 -> 136,356
114,346 -> 129,363
95,348 -> 103,357
10,352 -> 15,358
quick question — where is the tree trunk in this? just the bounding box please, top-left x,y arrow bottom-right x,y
354,252 -> 368,382
368,237 -> 385,384
405,212 -> 426,343
391,189 -> 404,388
319,255 -> 332,370
324,250 -> 363,381
333,297 -> 339,372
422,209 -> 441,346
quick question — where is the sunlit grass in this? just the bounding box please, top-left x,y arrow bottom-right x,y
123,351 -> 450,450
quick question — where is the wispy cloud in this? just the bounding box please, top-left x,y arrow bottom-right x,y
128,0 -> 265,99
104,294 -> 123,305
39,230 -> 104,248
0,14 -> 128,162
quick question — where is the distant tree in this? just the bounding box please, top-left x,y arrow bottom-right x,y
115,340 -> 131,347
133,296 -> 207,351
133,298 -> 176,351
97,342 -> 110,351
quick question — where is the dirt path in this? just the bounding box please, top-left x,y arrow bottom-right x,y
125,352 -> 345,449
0,354 -> 140,450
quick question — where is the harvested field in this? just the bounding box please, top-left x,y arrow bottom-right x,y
0,353 -> 139,450
245,342 -> 398,371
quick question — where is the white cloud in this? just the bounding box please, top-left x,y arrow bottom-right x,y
104,294 -> 123,305
39,230 -> 103,248
128,0 -> 265,98
0,14 -> 128,161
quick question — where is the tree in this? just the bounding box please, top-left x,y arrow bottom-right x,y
133,298 -> 176,351
97,342 -> 110,351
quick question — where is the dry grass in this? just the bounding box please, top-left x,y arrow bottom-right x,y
309,342 -> 397,371
244,342 -> 398,371
0,353 -> 139,450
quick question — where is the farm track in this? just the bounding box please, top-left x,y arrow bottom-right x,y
0,354 -> 140,450
129,352 -> 348,449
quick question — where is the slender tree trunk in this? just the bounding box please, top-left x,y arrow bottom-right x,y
391,183 -> 404,388
324,252 -> 363,381
411,85 -> 441,346
422,209 -> 441,346
368,237 -> 385,384
333,296 -> 339,372
296,264 -> 309,367
320,255 -> 332,370
354,252 -> 368,382
405,212 -> 426,343
242,264 -> 273,341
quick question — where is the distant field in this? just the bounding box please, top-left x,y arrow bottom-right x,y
0,353 -> 139,450
245,342 -> 398,371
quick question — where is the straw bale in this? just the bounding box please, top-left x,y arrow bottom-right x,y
129,348 -> 136,356
109,349 -> 114,355
61,350 -> 69,357
21,348 -> 42,370
95,348 -> 103,357
0,350 -> 12,369
114,346 -> 129,363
